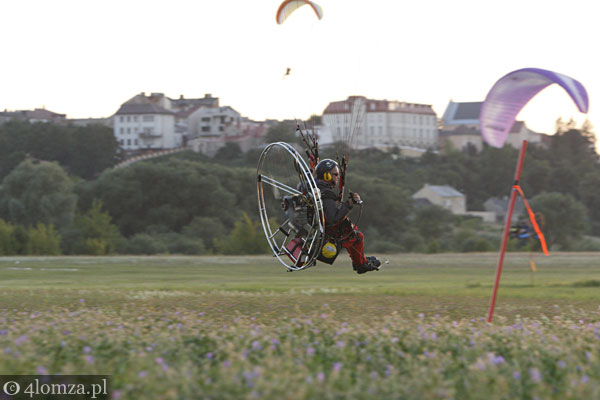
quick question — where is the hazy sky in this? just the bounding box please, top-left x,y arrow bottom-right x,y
1,0 -> 597,138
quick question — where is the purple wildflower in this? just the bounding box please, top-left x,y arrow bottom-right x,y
138,371 -> 147,378
317,372 -> 325,382
513,371 -> 521,380
83,346 -> 92,354
529,368 -> 542,383
37,366 -> 48,375
15,335 -> 28,346
333,362 -> 342,373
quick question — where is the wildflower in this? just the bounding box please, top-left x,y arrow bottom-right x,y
306,347 -> 315,356
37,366 -> 48,375
512,371 -> 521,380
418,313 -> 424,318
582,375 -> 590,384
15,335 -> 28,346
306,375 -> 313,383
474,359 -> 486,371
252,341 -> 262,351
385,364 -> 392,377
333,362 -> 342,373
557,360 -> 566,369
529,368 -> 542,383
85,355 -> 95,364
138,371 -> 147,378
317,372 -> 325,382
206,352 -> 213,360
0,330 -> 7,336
83,346 -> 92,354
321,313 -> 327,319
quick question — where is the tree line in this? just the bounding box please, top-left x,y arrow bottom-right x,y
0,119 -> 598,255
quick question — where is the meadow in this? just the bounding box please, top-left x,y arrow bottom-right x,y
1,253 -> 600,399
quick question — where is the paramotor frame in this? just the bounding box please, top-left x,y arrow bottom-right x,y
257,141 -> 325,271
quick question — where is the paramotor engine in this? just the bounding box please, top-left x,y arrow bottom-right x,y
256,138 -> 325,271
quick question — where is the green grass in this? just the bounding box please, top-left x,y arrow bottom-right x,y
2,253 -> 600,320
2,253 -> 600,399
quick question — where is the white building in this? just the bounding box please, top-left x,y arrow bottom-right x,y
114,92 -> 265,155
114,103 -> 178,151
322,96 -> 438,151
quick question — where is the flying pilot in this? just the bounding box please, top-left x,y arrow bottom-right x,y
313,159 -> 381,274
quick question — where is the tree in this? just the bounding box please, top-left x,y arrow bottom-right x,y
24,223 -> 62,255
214,213 -> 269,254
263,122 -> 300,144
413,205 -> 454,240
67,199 -> 122,255
0,219 -> 17,255
214,142 -> 242,160
67,124 -> 119,179
0,159 -> 77,230
182,216 -> 226,252
529,192 -> 588,249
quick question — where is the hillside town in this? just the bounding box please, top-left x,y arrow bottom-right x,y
0,92 -> 550,159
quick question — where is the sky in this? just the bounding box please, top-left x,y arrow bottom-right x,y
1,0 -> 597,140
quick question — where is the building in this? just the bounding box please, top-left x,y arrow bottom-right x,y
322,96 -> 438,151
0,108 -> 67,125
413,184 -> 466,214
113,92 -> 266,155
413,184 -> 496,222
114,95 -> 179,151
439,100 -> 548,151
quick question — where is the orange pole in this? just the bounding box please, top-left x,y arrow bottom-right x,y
487,140 -> 528,322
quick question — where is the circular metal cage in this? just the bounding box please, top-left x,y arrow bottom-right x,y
257,142 -> 325,271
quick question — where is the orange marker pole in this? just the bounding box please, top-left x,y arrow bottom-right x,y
487,140 -> 528,323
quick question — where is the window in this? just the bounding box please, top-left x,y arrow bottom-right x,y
119,116 -> 124,122
127,128 -> 131,134
120,128 -> 124,134
119,139 -> 124,145
126,116 -> 131,122
134,116 -> 138,122
143,115 -> 154,122
134,139 -> 138,145
127,139 -> 131,145
202,126 -> 210,132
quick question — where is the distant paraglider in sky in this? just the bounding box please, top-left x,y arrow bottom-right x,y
276,0 -> 323,25
479,68 -> 589,148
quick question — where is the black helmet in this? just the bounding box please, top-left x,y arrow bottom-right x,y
314,159 -> 339,182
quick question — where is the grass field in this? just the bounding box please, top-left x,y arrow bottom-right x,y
1,253 -> 600,399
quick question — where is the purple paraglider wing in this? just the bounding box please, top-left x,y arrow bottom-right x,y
479,68 -> 589,148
